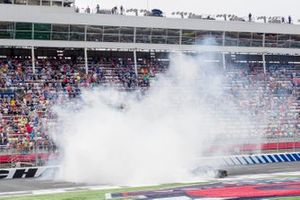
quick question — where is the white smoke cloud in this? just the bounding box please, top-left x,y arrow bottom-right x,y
50,52 -> 266,185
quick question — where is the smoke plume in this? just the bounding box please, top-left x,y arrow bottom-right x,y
50,52 -> 267,185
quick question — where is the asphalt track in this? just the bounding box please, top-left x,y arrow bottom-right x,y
0,162 -> 299,194
0,179 -> 92,193
225,162 -> 300,176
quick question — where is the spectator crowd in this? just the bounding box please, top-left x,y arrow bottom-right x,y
0,55 -> 299,156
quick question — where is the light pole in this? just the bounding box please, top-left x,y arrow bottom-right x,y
146,0 -> 149,10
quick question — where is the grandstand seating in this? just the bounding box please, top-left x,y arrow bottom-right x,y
225,63 -> 300,139
0,57 -> 168,156
0,56 -> 299,159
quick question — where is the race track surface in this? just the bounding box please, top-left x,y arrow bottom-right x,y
0,162 -> 299,195
225,162 -> 300,176
0,179 -> 91,193
109,177 -> 300,199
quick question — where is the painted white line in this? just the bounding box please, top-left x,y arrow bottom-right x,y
153,197 -> 191,200
195,199 -> 228,200
0,191 -> 31,196
0,185 -> 119,197
105,193 -> 112,199
88,186 -> 121,190
32,189 -> 66,195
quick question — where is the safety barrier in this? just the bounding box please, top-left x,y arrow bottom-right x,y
0,166 -> 58,180
0,153 -> 299,180
224,152 -> 300,166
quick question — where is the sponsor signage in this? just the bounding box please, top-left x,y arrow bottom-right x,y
0,166 -> 59,179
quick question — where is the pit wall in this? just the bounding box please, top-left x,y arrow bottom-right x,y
224,152 -> 300,166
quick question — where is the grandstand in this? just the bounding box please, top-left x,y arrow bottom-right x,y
0,0 -> 300,168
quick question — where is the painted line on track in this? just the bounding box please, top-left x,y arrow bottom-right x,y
0,185 -> 120,198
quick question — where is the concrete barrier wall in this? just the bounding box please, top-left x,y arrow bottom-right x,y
0,152 -> 299,180
0,166 -> 58,180
224,152 -> 300,166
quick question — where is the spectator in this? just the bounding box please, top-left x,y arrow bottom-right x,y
0,56 -> 299,159
112,6 -> 118,14
248,13 -> 252,22
96,4 -> 100,14
288,16 -> 292,24
120,5 -> 124,15
86,6 -> 90,14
